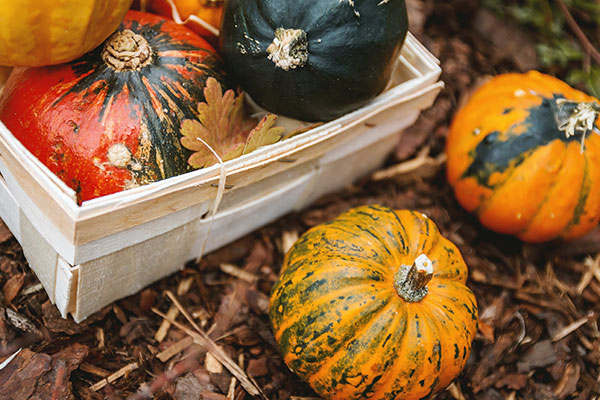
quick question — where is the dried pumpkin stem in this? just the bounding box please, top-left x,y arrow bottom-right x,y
267,28 -> 308,71
556,98 -> 600,141
102,29 -> 152,72
394,254 -> 433,302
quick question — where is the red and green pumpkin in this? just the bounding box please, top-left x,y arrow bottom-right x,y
446,71 -> 600,242
269,205 -> 478,400
0,10 -> 231,203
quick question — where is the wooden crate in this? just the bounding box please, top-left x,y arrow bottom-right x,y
0,34 -> 443,321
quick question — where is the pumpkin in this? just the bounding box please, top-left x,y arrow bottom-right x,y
0,0 -> 132,67
446,71 -> 600,243
269,205 -> 478,400
142,0 -> 223,41
0,10 -> 231,204
219,0 -> 408,122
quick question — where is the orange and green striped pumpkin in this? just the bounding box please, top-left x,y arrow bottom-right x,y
446,71 -> 600,243
269,205 -> 478,400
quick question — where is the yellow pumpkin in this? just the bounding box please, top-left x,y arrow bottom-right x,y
0,0 -> 133,66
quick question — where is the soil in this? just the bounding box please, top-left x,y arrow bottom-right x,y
1,1 -> 599,399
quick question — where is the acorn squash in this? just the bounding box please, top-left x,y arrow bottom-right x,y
219,0 -> 408,122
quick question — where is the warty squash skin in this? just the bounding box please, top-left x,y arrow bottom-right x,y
269,205 -> 478,400
0,0 -> 133,66
446,71 -> 600,243
219,0 -> 408,122
0,11 -> 231,203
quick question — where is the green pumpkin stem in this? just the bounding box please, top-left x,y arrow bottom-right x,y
102,29 -> 152,72
394,254 -> 433,303
556,99 -> 600,149
267,28 -> 309,71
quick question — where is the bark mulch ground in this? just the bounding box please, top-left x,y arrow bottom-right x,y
1,1 -> 599,399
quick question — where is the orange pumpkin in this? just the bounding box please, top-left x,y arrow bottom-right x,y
142,0 -> 223,40
0,0 -> 132,66
446,71 -> 600,243
269,205 -> 478,400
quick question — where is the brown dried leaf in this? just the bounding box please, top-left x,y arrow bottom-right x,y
2,273 -> 24,305
181,78 -> 284,169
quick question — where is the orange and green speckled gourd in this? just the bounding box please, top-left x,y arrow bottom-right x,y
269,205 -> 479,400
446,71 -> 600,243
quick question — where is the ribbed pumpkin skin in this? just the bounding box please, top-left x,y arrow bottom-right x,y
220,0 -> 408,122
0,0 -> 132,66
269,205 -> 478,400
0,11 -> 230,203
145,0 -> 223,39
446,71 -> 600,243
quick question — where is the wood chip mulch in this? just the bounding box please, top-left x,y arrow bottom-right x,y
1,1 -> 599,399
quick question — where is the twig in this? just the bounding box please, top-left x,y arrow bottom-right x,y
552,314 -> 592,342
220,263 -> 259,284
556,0 -> 600,65
90,362 -> 139,391
129,357 -> 200,400
154,277 -> 195,342
80,363 -> 111,378
163,290 -> 268,400
152,304 -> 267,399
156,336 -> 194,363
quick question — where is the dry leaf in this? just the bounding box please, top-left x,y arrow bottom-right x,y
181,78 -> 284,169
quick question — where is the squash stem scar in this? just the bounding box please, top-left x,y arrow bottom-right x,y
556,99 -> 600,152
102,29 -> 153,71
267,28 -> 308,71
394,254 -> 433,302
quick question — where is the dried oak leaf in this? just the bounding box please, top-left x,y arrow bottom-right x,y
181,77 -> 285,169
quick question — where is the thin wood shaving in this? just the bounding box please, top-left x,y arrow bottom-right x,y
96,328 -> 105,349
552,315 -> 591,342
205,351 -> 224,374
156,336 -> 194,363
153,290 -> 268,399
281,231 -> 299,255
80,362 -> 111,378
90,362 -> 139,391
155,277 -> 195,343
220,263 -> 258,284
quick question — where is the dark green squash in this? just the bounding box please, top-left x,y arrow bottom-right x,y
219,0 -> 408,122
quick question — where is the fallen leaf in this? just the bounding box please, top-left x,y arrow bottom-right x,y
181,77 -> 284,169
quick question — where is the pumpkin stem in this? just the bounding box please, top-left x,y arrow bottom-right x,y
267,28 -> 309,71
394,254 -> 433,302
102,29 -> 152,72
556,99 -> 600,146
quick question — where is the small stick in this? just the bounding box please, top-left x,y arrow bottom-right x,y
80,363 -> 111,378
90,362 -> 139,392
156,336 -> 194,363
556,0 -> 600,65
155,277 -> 195,342
220,263 -> 258,284
152,307 -> 267,399
552,314 -> 592,342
